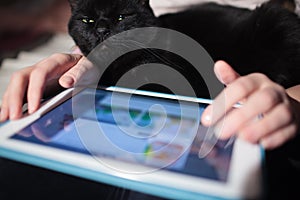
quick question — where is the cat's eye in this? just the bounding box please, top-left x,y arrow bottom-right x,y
81,18 -> 95,24
117,13 -> 135,22
118,15 -> 125,21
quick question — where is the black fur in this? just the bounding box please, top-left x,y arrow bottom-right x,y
68,0 -> 300,97
68,0 -> 158,56
160,2 -> 300,88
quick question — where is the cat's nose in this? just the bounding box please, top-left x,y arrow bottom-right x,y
97,27 -> 108,34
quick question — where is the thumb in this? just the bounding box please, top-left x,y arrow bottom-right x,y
59,56 -> 99,88
214,60 -> 240,86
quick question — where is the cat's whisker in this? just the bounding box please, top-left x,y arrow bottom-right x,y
113,38 -> 186,71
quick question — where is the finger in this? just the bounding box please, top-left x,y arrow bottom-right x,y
260,124 -> 298,150
214,60 -> 240,85
2,67 -> 33,120
70,45 -> 83,55
239,103 -> 295,143
0,92 -> 9,121
201,73 -> 267,126
27,68 -> 47,114
201,61 -> 240,124
59,57 -> 97,88
27,53 -> 82,113
214,86 -> 285,139
35,53 -> 83,77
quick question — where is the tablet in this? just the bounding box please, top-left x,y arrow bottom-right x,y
0,87 -> 264,200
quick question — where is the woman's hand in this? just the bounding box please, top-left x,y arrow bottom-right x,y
0,52 -> 95,121
201,61 -> 300,150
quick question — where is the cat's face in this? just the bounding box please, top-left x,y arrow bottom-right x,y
68,0 -> 159,55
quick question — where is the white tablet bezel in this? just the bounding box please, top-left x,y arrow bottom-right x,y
0,87 -> 264,200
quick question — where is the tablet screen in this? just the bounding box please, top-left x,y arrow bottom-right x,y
10,88 -> 234,182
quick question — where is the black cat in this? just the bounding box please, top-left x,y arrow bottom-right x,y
68,0 -> 300,98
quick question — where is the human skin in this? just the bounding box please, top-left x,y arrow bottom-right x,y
0,54 -> 299,150
201,61 -> 300,150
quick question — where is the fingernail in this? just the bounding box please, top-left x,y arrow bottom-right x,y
204,114 -> 212,122
213,124 -> 222,139
70,46 -> 83,55
28,104 -> 37,115
10,107 -> 19,120
203,105 -> 213,122
0,110 -> 5,122
213,122 -> 230,140
61,76 -> 74,87
260,139 -> 270,149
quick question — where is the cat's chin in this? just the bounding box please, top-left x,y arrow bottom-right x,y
93,38 -> 108,49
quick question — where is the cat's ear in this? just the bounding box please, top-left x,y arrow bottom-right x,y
138,0 -> 149,6
68,0 -> 79,10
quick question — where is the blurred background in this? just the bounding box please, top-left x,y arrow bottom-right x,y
0,0 -> 71,63
0,0 -> 75,105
